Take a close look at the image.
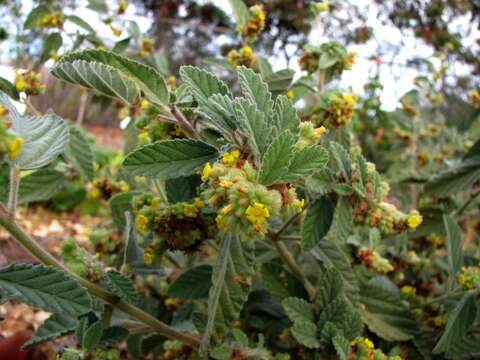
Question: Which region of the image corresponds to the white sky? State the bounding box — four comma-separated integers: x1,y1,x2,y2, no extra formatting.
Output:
2,0,477,111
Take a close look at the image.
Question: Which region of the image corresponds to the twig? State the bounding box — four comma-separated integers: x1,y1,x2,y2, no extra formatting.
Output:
7,165,21,221
171,105,200,139
457,189,480,216
0,211,201,348
272,241,316,299
24,97,42,116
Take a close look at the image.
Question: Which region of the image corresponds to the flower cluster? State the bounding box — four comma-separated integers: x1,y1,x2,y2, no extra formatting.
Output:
227,46,257,68
14,70,46,96
134,194,216,255
314,91,358,128
357,247,394,274
134,100,184,143
296,121,327,150
458,266,480,289
39,11,64,28
0,107,24,161
349,337,403,360
87,178,130,201
139,37,155,58
347,159,422,234
299,41,355,77
88,227,123,266
201,150,304,237
240,5,266,41
61,238,102,282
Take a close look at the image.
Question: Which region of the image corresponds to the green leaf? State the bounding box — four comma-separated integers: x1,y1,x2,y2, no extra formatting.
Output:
100,326,130,347
264,69,295,94
237,66,273,117
314,268,344,310
104,270,138,304
57,49,169,106
38,32,62,64
228,0,250,28
312,240,359,306
425,158,480,196
24,4,53,29
122,139,218,179
180,66,229,105
0,78,20,100
359,279,418,342
445,331,480,358
51,59,139,104
332,335,350,360
23,313,77,349
82,320,104,351
65,124,94,180
0,264,91,317
291,321,320,349
258,131,295,185
433,293,477,354
167,265,213,300
18,169,66,204
330,197,353,243
0,94,70,170
282,297,315,324
66,15,95,33
166,175,202,203
443,215,464,279
355,153,369,188
302,197,335,251
272,95,299,136
234,98,270,161
330,142,352,181
283,146,329,182
196,93,236,134
201,234,254,351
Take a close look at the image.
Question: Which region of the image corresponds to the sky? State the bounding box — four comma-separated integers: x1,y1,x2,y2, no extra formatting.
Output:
1,0,476,111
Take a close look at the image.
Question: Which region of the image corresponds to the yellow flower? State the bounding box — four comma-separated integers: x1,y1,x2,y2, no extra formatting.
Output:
144,251,153,265
241,46,253,56
294,198,304,213
138,129,149,142
363,338,374,350
407,211,422,230
201,162,211,181
287,90,295,99
120,182,130,192
222,150,240,166
89,187,102,200
245,202,270,225
458,273,467,286
220,179,233,189
151,198,160,209
315,125,327,137
140,99,149,109
110,25,122,37
15,79,26,91
216,215,229,231
184,203,199,218
193,197,204,209
7,137,24,160
401,285,416,296
135,214,149,232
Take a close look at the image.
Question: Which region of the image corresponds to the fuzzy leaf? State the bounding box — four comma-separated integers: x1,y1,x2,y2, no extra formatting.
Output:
122,139,218,179
291,321,320,349
282,297,315,324
330,142,352,181
23,313,77,349
0,78,20,100
200,234,254,351
104,270,138,304
314,268,344,310
65,124,94,180
51,60,139,104
237,66,273,117
264,69,295,93
359,279,418,342
433,293,477,354
228,0,250,28
0,264,91,317
284,146,329,182
17,169,66,204
258,131,296,185
272,95,299,136
54,49,169,106
196,94,237,134
332,335,350,360
443,215,464,280
180,66,229,105
82,321,104,351
100,326,130,347
302,197,335,251
330,197,353,243
167,265,213,300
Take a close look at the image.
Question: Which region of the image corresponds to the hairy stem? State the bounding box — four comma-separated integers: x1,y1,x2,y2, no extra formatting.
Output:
7,165,21,220
0,209,201,348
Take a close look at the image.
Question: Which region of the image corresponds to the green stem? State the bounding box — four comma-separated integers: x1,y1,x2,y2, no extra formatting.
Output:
0,208,201,348
8,165,21,220
272,241,316,299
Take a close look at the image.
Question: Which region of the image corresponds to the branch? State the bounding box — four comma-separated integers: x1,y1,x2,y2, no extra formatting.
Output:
0,211,201,348
7,165,21,220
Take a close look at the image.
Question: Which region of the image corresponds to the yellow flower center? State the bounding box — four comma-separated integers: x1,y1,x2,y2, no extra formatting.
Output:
7,137,24,160
245,202,270,225
222,150,240,166
201,162,211,181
